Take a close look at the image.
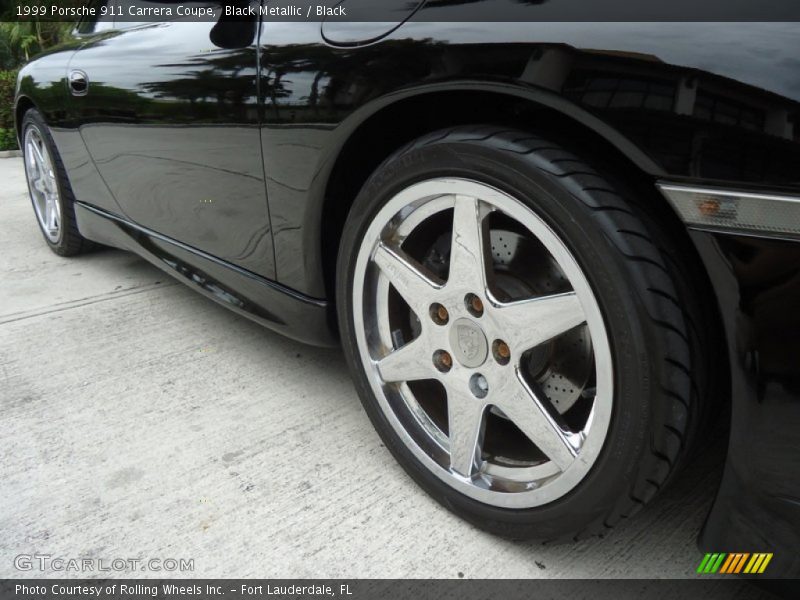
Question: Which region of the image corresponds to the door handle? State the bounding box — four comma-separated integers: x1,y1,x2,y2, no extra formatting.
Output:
68,70,89,96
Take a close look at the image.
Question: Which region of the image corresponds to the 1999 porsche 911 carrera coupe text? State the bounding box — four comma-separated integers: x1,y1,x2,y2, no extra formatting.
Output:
14,0,800,576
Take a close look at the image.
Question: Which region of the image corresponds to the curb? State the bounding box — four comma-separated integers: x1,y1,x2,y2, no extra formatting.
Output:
0,150,22,158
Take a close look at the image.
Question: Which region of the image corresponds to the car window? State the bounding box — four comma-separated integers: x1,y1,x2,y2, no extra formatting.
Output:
77,0,197,34
76,0,118,34
116,1,229,30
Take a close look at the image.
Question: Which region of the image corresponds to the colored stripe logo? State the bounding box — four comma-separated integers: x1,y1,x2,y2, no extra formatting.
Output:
697,553,773,574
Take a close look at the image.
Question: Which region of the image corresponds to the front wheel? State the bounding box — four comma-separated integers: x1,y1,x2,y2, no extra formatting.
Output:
21,108,92,256
336,126,704,540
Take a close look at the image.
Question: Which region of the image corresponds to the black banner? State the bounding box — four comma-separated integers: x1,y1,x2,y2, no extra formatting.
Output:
1,579,796,600
2,0,800,23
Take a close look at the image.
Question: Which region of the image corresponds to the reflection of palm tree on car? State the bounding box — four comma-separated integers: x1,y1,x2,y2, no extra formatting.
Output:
139,50,257,121
260,39,446,122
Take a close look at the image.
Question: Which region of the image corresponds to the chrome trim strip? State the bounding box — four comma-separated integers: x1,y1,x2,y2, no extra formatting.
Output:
659,184,800,206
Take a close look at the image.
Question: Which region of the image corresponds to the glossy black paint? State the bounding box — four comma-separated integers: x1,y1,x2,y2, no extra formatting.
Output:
72,14,273,279
13,1,800,572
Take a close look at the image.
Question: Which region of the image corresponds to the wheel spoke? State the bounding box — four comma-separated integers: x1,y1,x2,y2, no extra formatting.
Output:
48,197,59,231
29,138,48,173
43,172,56,193
447,388,486,478
376,336,433,383
496,375,576,471
44,199,56,232
494,291,585,354
373,243,441,317
26,142,39,178
448,195,490,291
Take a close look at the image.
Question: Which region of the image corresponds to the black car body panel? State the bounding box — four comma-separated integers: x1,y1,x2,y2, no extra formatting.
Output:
14,0,800,575
68,23,274,278
692,231,800,578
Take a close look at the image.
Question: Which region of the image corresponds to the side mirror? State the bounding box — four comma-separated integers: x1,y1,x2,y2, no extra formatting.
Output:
209,1,257,49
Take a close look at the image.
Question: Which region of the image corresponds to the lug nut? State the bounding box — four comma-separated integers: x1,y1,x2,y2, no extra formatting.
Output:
433,349,453,373
465,293,484,318
492,339,511,365
469,373,489,398
430,303,449,325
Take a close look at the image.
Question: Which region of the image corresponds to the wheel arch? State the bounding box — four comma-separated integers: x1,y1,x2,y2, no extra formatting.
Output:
14,95,36,147
318,83,665,299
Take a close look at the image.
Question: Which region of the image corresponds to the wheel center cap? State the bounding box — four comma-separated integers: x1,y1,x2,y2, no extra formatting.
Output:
449,318,488,368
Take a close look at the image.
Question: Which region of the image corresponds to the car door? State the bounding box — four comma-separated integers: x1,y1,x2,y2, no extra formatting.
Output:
69,0,274,278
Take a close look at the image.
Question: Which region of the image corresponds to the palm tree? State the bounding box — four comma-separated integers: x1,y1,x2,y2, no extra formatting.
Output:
0,5,75,66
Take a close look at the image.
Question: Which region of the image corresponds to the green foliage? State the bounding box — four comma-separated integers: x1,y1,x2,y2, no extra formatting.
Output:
0,68,19,150
0,1,82,68
0,0,81,150
0,20,75,68
0,127,17,151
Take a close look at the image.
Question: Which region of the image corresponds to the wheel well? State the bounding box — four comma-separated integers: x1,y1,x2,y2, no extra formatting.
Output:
321,90,660,300
15,96,35,144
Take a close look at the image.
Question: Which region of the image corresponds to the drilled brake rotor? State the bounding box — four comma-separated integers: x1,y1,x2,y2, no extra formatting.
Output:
490,229,593,414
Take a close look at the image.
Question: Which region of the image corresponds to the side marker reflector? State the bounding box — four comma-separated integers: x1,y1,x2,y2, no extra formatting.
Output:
658,183,800,239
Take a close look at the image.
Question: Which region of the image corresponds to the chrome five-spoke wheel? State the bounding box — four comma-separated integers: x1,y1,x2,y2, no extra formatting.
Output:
24,125,62,244
352,178,612,508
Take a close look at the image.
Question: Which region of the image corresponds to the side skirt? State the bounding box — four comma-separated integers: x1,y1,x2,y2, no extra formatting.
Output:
74,202,339,347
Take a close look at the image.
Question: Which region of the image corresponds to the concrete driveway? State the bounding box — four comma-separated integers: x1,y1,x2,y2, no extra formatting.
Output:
1,156,729,580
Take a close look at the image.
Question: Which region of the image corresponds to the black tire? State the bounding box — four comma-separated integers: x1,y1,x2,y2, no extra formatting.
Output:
336,125,708,540
21,108,92,256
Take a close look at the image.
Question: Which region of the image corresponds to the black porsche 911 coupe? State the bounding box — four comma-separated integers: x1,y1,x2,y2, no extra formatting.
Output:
13,0,800,576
